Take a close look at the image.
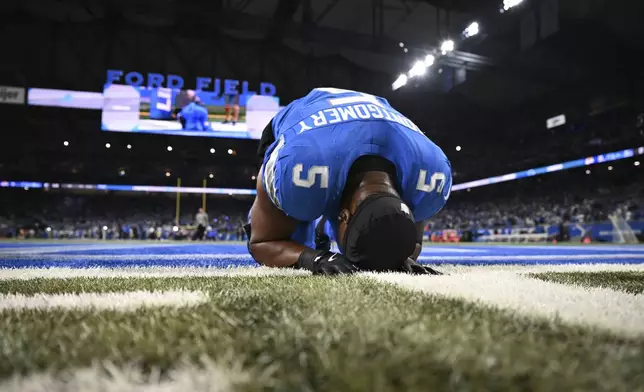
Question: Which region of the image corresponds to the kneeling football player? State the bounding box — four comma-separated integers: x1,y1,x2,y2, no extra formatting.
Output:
245,88,451,275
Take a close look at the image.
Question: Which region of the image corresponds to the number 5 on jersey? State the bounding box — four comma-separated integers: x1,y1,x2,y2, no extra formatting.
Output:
293,164,330,188
417,170,451,200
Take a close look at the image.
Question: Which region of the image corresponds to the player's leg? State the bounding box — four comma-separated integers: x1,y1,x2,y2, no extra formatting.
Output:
223,94,232,123
232,94,240,125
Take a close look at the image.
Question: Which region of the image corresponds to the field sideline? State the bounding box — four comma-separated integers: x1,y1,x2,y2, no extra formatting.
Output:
1,242,644,391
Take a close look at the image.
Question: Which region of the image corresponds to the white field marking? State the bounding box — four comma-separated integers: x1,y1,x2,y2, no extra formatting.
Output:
427,263,644,277
0,266,310,280
417,253,644,261
0,290,209,311
0,242,212,255
0,358,249,392
420,247,485,253
366,265,644,337
6,252,644,263
489,245,644,252
2,253,254,261
434,263,644,275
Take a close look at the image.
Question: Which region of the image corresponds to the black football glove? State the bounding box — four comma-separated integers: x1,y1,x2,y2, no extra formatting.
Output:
399,258,443,275
315,231,331,252
298,249,359,276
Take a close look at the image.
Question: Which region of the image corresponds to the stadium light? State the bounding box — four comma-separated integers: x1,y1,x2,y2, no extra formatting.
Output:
440,40,455,54
463,22,480,38
165,171,171,177
392,74,408,90
456,145,462,151
608,166,614,171
227,149,234,155
63,141,69,147
403,48,408,53
167,146,173,152
399,42,404,48
209,173,214,179
408,61,427,78
424,54,435,67
210,148,216,154
586,169,591,175
503,0,524,11
105,143,111,149
119,170,126,176
127,144,132,149
635,161,641,167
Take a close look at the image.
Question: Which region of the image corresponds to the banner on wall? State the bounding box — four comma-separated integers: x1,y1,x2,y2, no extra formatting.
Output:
28,88,104,109
0,86,25,105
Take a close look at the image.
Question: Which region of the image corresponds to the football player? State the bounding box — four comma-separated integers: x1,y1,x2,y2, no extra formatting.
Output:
246,88,451,275
223,93,240,125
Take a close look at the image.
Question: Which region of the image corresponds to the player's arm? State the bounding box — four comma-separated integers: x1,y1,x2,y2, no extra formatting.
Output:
247,168,305,267
248,168,357,274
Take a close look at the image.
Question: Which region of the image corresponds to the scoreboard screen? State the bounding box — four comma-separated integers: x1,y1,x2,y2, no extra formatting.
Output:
101,85,280,139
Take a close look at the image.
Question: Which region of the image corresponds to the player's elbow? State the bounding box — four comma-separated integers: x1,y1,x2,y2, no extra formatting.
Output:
248,241,277,267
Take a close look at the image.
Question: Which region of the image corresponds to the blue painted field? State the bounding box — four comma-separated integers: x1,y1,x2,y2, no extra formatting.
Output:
1,241,643,269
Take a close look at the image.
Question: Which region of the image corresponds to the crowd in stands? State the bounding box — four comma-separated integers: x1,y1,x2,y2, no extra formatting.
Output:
430,182,643,232
0,191,252,240
1,173,643,241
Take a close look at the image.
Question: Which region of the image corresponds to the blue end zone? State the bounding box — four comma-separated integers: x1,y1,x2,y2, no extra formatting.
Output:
0,243,89,249
0,242,643,269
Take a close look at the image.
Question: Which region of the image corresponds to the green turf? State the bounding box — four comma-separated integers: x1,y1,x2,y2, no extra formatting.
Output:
1,276,644,391
531,271,644,295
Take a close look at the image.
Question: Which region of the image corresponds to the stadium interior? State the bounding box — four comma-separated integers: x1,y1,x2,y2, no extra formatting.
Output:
1,0,644,391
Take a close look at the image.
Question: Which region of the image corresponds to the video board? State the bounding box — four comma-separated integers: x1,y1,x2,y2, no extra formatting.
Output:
101,85,280,139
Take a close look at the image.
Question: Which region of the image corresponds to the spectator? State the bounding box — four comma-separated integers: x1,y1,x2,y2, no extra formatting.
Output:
193,208,209,241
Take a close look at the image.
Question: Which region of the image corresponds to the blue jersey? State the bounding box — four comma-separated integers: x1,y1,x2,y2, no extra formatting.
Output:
262,87,452,227
180,102,209,131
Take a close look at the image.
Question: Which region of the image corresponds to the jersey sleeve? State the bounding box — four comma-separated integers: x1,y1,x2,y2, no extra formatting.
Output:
411,155,453,222
262,136,328,222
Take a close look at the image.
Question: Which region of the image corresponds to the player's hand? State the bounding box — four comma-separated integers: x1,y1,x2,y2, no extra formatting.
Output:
400,258,443,275
315,232,331,252
311,251,359,276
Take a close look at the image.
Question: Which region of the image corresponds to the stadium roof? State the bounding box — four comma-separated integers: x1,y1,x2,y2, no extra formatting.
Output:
4,0,644,114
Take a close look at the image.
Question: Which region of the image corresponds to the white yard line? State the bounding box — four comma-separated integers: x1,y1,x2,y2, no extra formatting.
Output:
436,263,644,274
0,290,209,311
0,266,309,280
420,247,486,253
489,245,644,252
2,263,644,282
1,253,254,261
417,253,644,261
367,265,644,337
3,252,643,262
0,359,248,392
0,242,226,255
